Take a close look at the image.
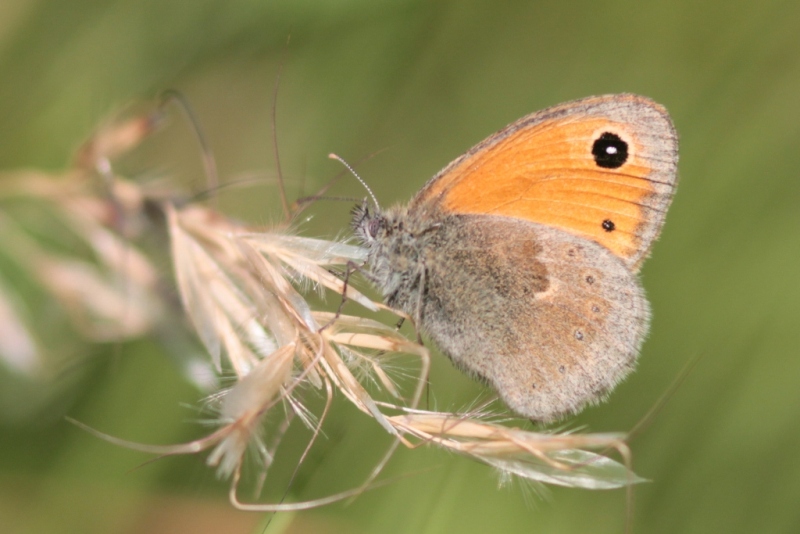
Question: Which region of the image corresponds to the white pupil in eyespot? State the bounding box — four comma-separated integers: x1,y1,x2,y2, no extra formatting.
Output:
606,146,618,154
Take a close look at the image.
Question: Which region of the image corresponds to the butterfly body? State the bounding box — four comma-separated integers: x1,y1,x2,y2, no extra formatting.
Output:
353,94,677,422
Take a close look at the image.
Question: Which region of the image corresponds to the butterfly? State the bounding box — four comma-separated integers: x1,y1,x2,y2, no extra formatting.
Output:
353,94,678,422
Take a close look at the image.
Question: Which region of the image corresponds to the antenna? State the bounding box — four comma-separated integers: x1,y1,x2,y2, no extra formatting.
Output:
328,153,379,209
159,90,220,208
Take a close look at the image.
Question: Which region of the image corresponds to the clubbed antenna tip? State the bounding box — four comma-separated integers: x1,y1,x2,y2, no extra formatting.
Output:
328,153,380,210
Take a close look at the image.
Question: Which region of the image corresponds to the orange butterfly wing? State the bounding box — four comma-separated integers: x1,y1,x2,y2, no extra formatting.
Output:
410,94,678,270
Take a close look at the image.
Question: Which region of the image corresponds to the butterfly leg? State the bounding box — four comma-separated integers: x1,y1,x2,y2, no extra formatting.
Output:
318,259,365,333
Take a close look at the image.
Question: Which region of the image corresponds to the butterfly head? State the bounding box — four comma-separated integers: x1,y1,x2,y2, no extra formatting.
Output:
351,199,384,246
352,199,432,307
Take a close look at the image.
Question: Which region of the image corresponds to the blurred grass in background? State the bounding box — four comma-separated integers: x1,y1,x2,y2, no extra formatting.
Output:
1,1,799,533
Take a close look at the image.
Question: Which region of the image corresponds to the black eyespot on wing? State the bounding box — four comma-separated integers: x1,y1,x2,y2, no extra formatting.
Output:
602,219,615,232
592,132,628,169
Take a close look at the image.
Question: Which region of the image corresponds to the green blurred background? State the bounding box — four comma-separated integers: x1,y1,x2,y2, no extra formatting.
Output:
2,1,800,533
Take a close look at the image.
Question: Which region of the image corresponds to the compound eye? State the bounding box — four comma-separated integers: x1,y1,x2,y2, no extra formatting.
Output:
368,218,381,238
